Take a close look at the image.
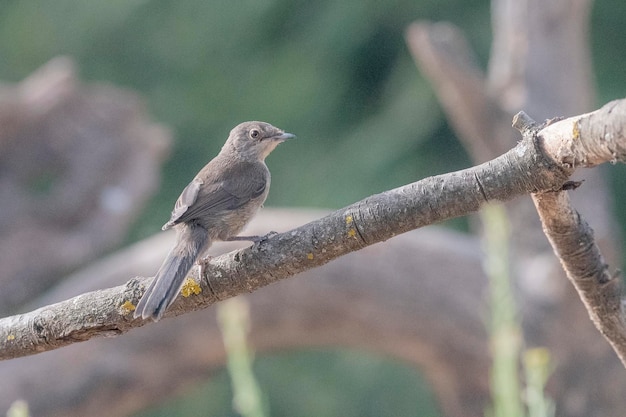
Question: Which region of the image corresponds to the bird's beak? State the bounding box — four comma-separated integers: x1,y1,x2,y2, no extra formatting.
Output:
273,132,296,142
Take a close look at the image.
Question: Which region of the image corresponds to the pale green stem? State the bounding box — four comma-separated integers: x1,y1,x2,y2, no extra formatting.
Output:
217,297,267,417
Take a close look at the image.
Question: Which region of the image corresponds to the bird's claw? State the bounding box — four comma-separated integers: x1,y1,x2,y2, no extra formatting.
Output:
198,254,213,265
254,231,278,244
263,230,279,241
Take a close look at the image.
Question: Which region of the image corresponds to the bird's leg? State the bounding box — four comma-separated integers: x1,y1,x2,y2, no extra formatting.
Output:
196,254,214,290
198,254,213,278
226,231,278,243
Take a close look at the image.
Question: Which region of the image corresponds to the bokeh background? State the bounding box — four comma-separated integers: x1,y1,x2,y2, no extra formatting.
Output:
1,0,626,416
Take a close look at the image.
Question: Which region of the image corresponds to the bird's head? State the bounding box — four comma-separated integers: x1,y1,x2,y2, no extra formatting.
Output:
223,121,295,161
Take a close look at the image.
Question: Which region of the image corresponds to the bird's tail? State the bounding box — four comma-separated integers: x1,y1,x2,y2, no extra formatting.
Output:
134,224,209,321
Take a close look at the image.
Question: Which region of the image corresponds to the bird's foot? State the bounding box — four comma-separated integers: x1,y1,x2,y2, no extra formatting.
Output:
198,255,213,276
253,231,278,243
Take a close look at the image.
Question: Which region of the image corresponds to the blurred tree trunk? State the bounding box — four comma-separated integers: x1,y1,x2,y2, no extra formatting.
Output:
0,57,170,315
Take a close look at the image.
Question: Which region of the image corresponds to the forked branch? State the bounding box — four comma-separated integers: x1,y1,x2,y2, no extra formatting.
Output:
1,99,625,362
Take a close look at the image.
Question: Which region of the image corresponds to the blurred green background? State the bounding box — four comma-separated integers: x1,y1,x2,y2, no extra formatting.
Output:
1,0,625,415
134,350,440,417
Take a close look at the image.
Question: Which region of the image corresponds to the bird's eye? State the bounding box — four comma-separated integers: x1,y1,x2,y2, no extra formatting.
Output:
249,129,261,140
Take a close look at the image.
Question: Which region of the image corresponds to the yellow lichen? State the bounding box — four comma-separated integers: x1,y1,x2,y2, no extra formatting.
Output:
345,215,353,225
120,300,136,314
572,120,581,140
181,277,202,297
7,334,15,341
347,228,356,238
307,252,314,260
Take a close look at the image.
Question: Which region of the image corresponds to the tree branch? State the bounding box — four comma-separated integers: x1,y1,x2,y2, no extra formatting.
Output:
512,103,626,366
532,190,626,366
0,217,490,417
1,99,625,361
407,2,622,415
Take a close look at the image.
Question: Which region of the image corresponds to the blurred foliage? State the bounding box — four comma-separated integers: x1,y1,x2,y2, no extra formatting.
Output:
0,0,490,240
0,0,625,237
217,298,267,417
482,205,523,417
482,205,554,417
1,0,626,416
133,349,440,417
6,400,30,417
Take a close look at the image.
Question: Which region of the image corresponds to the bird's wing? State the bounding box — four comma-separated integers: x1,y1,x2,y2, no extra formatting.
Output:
162,177,203,230
161,177,202,229
162,164,267,230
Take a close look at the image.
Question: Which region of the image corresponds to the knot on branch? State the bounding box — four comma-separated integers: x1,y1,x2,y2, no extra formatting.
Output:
512,111,539,136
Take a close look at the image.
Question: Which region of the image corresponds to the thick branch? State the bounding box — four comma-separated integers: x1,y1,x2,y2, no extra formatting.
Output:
539,100,626,168
1,99,625,360
513,103,626,366
408,3,622,416
0,218,490,417
532,191,626,366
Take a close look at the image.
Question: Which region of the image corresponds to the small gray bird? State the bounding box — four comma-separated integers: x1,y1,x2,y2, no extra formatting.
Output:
134,121,295,321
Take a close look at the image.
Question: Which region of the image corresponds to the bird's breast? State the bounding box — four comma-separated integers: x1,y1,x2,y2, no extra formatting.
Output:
209,188,269,241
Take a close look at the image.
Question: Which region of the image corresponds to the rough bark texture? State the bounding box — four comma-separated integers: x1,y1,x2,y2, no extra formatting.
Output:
514,108,626,366
533,191,626,366
539,100,626,167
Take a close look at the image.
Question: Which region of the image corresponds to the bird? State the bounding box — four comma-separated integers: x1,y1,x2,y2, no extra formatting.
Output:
134,121,295,321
